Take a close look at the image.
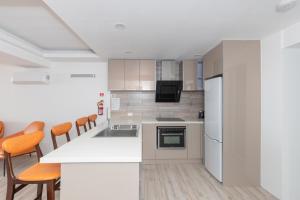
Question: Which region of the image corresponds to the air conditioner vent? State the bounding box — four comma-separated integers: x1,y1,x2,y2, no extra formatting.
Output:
70,74,96,78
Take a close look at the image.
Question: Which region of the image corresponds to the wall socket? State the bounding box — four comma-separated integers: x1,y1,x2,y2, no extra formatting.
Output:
127,112,133,116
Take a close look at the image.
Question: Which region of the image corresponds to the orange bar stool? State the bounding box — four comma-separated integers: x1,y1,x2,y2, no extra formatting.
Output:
88,114,97,129
51,122,72,150
0,121,45,176
75,117,88,136
2,131,60,200
0,121,4,138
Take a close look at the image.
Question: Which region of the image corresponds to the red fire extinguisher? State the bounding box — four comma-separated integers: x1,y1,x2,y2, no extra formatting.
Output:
97,92,104,115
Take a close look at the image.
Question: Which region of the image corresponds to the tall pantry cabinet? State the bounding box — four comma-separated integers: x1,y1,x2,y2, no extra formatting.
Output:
203,40,261,186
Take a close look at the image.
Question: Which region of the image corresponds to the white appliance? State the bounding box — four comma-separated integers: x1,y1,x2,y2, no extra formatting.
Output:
11,70,50,85
204,76,223,182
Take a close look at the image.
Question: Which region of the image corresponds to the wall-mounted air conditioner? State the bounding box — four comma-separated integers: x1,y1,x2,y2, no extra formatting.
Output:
11,70,50,85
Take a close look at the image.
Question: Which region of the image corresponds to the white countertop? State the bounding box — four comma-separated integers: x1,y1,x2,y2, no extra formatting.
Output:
40,122,142,163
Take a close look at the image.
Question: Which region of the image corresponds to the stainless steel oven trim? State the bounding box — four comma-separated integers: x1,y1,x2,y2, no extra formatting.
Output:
160,133,184,136
157,126,186,149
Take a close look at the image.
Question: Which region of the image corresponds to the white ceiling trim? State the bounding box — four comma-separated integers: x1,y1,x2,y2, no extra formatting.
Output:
0,28,43,57
0,27,101,66
0,29,50,67
43,50,105,62
0,39,50,67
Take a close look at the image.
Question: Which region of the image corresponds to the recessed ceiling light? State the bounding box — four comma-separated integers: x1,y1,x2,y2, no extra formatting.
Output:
124,51,133,54
194,54,202,57
115,23,126,30
276,0,297,13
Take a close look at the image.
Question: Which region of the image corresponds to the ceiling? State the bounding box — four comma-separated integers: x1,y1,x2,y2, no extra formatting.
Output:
1,0,300,60
42,0,300,60
0,0,89,51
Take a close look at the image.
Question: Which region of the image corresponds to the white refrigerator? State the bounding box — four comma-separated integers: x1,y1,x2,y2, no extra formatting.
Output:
204,77,223,182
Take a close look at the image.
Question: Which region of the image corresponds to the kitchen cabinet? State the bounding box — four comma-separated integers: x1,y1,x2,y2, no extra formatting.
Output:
108,59,156,91
203,53,213,79
187,124,202,160
222,40,261,186
203,40,261,186
142,122,203,161
182,60,203,91
213,43,223,75
155,149,188,160
125,60,140,90
108,60,125,90
203,43,223,79
154,123,187,160
139,60,156,90
142,124,156,160
182,60,198,91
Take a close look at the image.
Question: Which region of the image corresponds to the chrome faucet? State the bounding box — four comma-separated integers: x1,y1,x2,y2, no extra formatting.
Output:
107,107,111,129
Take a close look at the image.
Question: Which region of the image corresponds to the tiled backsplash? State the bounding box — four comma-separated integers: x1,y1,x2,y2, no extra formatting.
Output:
111,91,204,120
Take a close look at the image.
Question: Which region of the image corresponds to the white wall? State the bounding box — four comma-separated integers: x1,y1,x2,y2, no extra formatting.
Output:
261,21,300,200
282,23,300,48
0,61,108,154
282,48,300,200
261,32,283,199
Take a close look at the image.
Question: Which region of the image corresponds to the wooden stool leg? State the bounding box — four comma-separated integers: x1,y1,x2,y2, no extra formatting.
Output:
3,159,5,176
47,181,55,200
37,183,43,200
6,182,15,200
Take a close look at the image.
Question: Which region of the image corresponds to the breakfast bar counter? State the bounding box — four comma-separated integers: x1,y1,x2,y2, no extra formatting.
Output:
41,122,142,200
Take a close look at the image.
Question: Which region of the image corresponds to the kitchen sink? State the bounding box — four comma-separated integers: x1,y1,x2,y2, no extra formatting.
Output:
93,128,138,137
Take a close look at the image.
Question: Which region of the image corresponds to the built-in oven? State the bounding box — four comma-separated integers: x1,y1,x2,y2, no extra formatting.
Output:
157,126,186,149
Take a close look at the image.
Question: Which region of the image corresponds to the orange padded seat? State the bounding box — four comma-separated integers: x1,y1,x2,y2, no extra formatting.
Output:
17,163,60,181
2,130,60,200
0,121,45,176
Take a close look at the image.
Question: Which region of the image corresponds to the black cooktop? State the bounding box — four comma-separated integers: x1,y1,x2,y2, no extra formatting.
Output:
156,117,185,122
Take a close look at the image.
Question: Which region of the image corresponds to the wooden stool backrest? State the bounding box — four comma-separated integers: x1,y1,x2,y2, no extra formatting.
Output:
75,117,88,136
88,114,97,129
51,122,72,149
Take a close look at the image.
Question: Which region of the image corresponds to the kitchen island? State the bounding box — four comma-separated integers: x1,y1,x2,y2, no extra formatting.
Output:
41,122,142,200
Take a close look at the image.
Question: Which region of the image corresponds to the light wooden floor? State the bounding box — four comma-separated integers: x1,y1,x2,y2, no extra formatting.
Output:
0,156,277,200
141,163,277,200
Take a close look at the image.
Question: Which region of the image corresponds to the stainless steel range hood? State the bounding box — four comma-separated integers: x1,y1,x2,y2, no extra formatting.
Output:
156,60,182,81
155,60,183,102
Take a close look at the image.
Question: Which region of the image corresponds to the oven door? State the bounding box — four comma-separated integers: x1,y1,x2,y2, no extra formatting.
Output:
157,126,186,149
